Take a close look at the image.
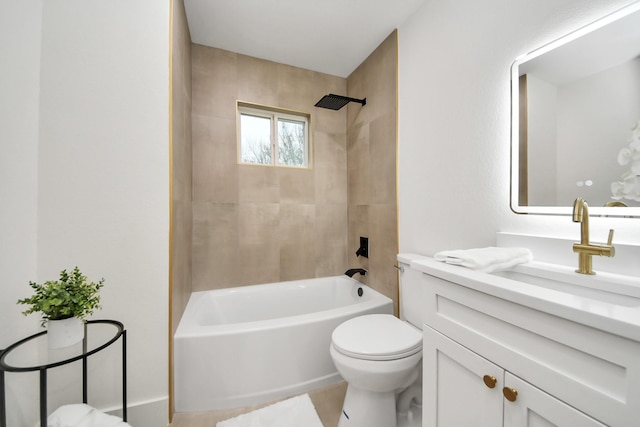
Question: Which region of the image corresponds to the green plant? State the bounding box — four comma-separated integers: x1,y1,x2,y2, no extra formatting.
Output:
17,267,105,326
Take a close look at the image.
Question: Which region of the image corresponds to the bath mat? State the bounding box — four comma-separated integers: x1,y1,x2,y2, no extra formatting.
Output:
216,394,324,427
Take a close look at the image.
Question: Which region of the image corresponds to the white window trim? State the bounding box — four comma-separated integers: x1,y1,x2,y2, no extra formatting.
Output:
237,103,311,168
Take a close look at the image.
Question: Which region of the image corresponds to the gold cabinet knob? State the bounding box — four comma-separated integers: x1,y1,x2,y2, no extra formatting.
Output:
503,387,518,402
483,375,497,389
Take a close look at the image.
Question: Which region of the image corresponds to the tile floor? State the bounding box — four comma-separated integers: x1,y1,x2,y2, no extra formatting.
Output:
169,382,347,427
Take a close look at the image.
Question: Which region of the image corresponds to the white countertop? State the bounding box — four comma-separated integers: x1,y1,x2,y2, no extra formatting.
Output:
411,257,640,342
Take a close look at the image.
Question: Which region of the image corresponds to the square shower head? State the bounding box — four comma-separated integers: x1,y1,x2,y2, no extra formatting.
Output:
314,94,366,110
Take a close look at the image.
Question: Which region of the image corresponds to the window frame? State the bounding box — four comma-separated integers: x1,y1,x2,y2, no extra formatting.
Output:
237,102,311,169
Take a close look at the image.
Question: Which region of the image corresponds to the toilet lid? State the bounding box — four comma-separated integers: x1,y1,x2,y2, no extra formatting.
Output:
331,314,422,361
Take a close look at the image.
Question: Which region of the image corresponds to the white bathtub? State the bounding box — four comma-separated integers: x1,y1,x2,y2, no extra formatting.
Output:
173,275,393,412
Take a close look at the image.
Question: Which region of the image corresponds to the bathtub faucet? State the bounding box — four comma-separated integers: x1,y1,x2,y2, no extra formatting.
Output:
345,268,367,278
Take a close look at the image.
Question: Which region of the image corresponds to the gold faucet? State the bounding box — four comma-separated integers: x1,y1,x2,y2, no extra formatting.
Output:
572,198,615,275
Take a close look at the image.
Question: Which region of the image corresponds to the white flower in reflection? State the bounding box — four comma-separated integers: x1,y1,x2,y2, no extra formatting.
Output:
618,147,632,165
611,119,640,202
611,181,625,199
611,172,640,201
632,120,640,143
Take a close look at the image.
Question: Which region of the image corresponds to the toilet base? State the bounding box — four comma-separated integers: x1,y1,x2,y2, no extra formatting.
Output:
338,384,397,427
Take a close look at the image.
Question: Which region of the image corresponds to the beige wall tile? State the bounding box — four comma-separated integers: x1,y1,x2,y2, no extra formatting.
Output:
279,203,316,281
192,44,237,120
314,132,347,204
237,242,281,286
370,113,397,204
238,202,280,245
192,114,238,203
279,167,315,204
365,33,397,122
315,204,348,277
278,64,316,111
238,165,280,203
315,149,343,208
192,202,240,290
315,163,347,205
171,200,192,333
369,203,399,312
172,91,193,202
312,105,347,137
236,202,281,284
314,129,347,163
347,123,371,205
237,54,278,106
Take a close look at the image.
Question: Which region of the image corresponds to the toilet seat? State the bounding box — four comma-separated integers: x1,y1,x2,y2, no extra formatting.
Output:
332,314,422,361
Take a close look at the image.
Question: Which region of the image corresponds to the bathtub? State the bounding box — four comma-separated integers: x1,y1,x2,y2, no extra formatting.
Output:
173,275,393,412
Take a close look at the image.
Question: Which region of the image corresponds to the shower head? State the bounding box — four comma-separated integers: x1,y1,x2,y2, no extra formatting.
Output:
314,94,366,110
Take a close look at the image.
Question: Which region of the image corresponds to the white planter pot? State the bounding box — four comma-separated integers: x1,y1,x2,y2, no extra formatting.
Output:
47,317,85,349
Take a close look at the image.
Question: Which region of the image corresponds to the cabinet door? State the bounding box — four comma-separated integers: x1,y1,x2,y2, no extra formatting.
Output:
503,373,607,427
423,326,503,427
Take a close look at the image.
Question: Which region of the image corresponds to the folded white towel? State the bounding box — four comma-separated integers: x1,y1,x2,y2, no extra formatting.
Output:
47,403,130,427
434,247,533,273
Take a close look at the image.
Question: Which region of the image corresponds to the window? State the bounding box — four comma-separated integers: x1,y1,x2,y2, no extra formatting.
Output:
238,103,310,168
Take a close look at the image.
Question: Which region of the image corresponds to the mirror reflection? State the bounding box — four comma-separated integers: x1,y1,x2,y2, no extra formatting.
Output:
511,3,640,216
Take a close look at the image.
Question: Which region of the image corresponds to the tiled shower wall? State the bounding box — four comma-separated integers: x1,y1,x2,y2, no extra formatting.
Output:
189,32,398,311
191,45,349,290
171,0,192,333
347,31,399,313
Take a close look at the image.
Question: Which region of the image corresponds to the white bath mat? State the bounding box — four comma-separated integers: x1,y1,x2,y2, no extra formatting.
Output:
216,394,324,427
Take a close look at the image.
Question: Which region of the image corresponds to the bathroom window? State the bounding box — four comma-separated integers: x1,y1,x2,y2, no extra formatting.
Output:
237,103,310,168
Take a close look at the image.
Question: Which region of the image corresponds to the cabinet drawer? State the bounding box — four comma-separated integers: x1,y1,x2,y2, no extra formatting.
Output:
423,272,640,427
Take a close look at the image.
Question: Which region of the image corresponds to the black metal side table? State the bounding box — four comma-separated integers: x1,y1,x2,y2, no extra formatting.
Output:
0,319,127,427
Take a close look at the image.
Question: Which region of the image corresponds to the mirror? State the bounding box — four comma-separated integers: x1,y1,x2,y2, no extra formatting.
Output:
511,2,640,217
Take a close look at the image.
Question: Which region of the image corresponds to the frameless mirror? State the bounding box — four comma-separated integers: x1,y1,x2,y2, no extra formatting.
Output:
511,2,640,217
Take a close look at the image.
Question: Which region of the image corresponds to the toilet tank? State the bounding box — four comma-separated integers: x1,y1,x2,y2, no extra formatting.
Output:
397,253,429,329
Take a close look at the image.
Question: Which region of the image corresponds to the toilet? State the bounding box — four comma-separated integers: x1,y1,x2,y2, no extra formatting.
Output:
330,254,427,427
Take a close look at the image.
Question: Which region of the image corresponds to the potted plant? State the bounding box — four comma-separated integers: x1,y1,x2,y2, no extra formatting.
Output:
17,267,105,348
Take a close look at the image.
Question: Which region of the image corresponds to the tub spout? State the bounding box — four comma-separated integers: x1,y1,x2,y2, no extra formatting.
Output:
345,268,367,278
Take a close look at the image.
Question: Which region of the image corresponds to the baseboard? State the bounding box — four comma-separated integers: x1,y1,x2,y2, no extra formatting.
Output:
106,396,169,426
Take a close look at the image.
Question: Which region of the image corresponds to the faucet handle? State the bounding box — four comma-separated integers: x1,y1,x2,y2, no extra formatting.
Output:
607,229,615,246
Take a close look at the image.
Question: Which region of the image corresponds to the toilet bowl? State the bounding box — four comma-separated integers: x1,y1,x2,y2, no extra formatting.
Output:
330,313,422,427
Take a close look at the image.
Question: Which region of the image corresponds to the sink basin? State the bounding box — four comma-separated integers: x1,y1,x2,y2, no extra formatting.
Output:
491,261,640,305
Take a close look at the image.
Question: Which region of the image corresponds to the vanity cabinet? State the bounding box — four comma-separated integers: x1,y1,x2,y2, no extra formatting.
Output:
419,269,640,427
424,326,605,427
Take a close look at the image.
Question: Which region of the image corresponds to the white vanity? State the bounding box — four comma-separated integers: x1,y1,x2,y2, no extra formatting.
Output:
411,256,640,427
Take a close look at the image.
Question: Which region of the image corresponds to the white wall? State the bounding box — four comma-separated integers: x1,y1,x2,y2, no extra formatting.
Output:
0,1,43,425
1,1,170,426
398,0,640,258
